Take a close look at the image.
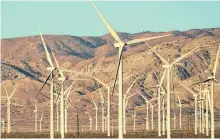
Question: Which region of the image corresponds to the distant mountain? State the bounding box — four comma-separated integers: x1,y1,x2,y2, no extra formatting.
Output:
1,28,220,124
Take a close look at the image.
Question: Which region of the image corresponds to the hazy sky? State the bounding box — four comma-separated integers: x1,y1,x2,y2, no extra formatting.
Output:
1,1,220,38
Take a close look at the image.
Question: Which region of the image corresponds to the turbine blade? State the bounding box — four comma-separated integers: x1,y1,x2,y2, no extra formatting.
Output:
35,72,52,99
160,69,167,85
126,91,139,99
58,68,86,75
124,78,137,97
138,92,148,102
69,77,90,81
98,86,104,102
91,97,97,108
179,82,196,96
110,49,125,98
172,46,200,65
4,87,9,98
88,75,107,87
153,71,160,84
90,0,122,44
213,44,220,77
65,81,75,99
39,30,54,67
51,49,64,78
177,93,181,104
10,84,19,99
147,44,169,65
126,34,172,45
145,86,158,89
190,79,211,86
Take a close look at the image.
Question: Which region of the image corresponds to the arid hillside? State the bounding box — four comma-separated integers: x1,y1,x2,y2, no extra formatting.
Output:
1,28,220,127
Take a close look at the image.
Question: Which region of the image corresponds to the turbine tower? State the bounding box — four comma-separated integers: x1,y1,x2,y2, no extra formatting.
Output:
90,1,171,138
148,44,200,138
91,97,98,131
2,85,19,133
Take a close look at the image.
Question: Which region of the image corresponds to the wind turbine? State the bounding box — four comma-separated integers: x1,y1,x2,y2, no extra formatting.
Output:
114,89,139,134
120,77,138,134
63,82,75,134
150,103,158,130
54,87,60,132
91,97,98,131
85,69,134,136
90,1,172,138
86,112,93,132
33,102,38,132
97,87,105,132
138,92,152,131
37,31,56,139
104,116,107,131
191,44,220,139
1,120,5,133
148,44,200,138
153,70,166,136
162,93,166,135
38,113,43,132
132,112,136,131
2,85,19,133
179,82,203,135
172,113,176,130
176,93,182,129
37,31,84,138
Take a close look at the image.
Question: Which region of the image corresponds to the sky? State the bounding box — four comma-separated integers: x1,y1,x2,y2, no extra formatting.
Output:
1,1,220,38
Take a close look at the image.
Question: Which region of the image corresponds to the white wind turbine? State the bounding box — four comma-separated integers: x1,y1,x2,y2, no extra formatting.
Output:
33,102,38,132
37,31,57,139
179,82,202,135
104,116,107,131
150,103,158,130
54,87,60,132
1,120,5,133
114,88,139,134
91,97,98,131
37,31,85,138
132,112,136,132
153,70,166,136
148,44,200,138
97,87,105,132
162,93,166,135
202,83,211,136
38,113,43,132
63,82,75,133
191,44,220,139
90,1,172,138
172,113,176,130
138,92,153,131
85,68,134,136
86,112,93,132
123,91,139,134
2,85,19,133
176,93,182,129
122,78,138,134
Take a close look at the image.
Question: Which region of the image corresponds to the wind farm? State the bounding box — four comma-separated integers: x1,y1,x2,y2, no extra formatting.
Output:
1,1,220,139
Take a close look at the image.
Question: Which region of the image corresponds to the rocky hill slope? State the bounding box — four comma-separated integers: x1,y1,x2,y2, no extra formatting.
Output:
1,28,220,125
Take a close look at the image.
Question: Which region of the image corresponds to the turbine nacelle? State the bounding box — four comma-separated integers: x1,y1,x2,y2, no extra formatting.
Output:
208,76,215,80
58,77,66,81
47,67,55,71
162,65,172,68
114,42,125,48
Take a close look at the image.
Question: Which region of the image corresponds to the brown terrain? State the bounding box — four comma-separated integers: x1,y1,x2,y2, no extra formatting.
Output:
1,28,220,132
